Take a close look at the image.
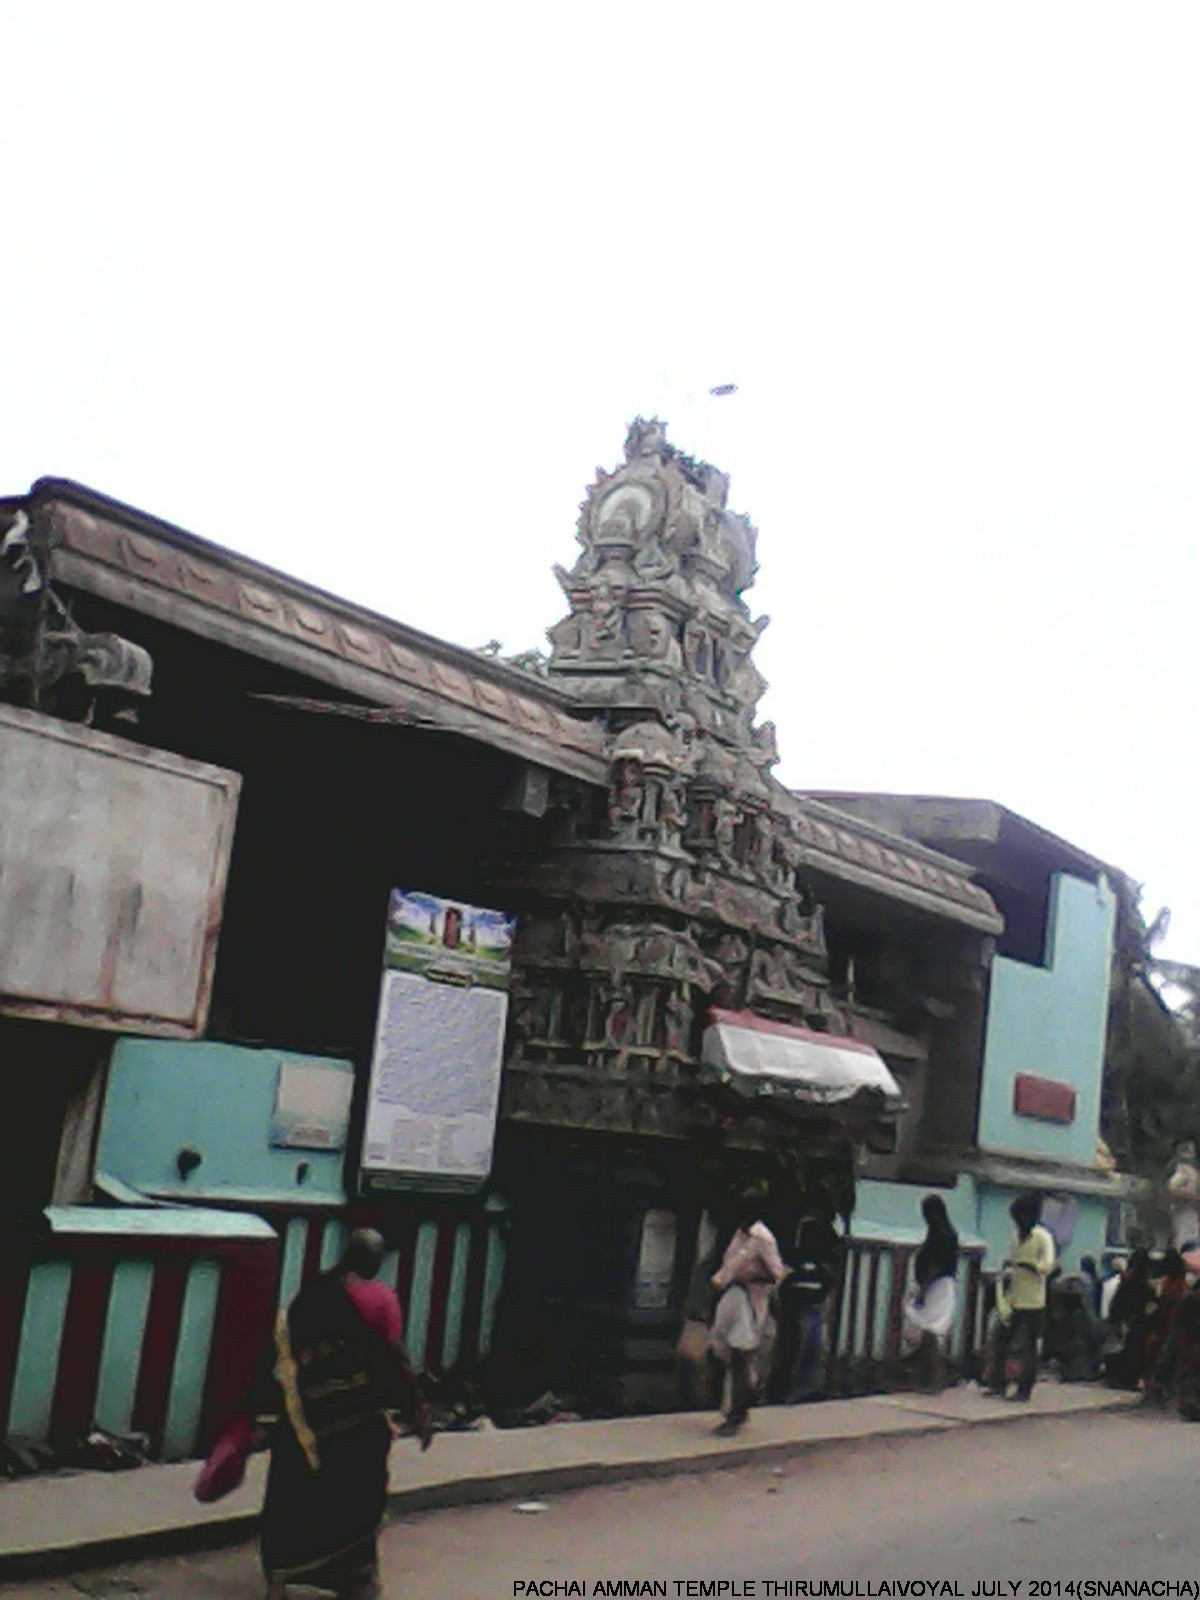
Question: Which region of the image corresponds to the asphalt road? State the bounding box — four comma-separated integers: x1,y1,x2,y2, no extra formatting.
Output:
7,1409,1198,1599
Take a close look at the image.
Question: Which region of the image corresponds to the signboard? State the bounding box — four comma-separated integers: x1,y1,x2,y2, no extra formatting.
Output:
633,1209,677,1311
0,704,240,1037
1013,1072,1077,1125
270,1059,354,1151
361,890,516,1192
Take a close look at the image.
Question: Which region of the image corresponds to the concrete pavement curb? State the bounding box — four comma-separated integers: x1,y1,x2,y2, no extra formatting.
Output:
0,1391,1141,1585
379,1391,1142,1515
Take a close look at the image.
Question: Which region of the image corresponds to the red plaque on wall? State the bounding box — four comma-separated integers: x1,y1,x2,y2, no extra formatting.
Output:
1013,1073,1076,1124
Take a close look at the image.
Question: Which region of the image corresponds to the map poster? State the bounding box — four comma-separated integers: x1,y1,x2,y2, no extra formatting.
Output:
361,890,516,1192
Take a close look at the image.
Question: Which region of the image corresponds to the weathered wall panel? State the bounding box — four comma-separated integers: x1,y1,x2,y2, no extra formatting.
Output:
0,705,240,1037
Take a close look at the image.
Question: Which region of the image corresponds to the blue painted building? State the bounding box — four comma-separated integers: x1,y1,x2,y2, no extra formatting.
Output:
810,796,1133,1273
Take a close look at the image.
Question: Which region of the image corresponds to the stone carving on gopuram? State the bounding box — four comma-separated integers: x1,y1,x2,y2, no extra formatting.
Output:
499,419,839,1144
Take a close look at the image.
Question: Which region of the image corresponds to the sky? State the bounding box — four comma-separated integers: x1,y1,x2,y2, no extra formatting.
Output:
3,3,1199,959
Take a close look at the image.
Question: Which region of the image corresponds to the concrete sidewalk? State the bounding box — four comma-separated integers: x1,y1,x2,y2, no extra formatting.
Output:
0,1383,1137,1582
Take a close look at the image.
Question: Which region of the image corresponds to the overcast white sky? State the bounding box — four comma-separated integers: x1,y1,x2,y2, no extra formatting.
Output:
3,3,1199,958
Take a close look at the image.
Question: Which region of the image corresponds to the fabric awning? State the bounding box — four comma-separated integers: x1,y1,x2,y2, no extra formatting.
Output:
700,1008,905,1118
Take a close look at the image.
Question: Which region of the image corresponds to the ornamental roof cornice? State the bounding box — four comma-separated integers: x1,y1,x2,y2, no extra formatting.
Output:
6,473,1000,934
19,477,607,786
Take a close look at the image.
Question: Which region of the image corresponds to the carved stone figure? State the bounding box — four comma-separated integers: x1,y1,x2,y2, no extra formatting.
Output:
624,416,667,461
663,989,692,1056
1167,1140,1200,1250
681,685,717,731
779,899,826,955
685,792,715,850
626,608,678,663
712,797,737,863
579,907,605,966
632,527,676,582
608,757,644,834
667,862,693,906
750,721,780,770
727,654,765,715
682,617,709,678
547,612,583,659
709,933,750,1008
752,943,807,1000
587,577,625,659
769,824,800,896
604,981,634,1056
658,776,687,840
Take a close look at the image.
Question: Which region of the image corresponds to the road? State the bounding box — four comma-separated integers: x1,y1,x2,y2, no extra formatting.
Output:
7,1409,1198,1598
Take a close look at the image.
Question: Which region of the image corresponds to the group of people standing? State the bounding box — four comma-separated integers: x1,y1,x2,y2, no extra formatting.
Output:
908,1190,1068,1401
1098,1244,1200,1414
900,1190,1059,1402
699,1186,1063,1431
902,1183,1200,1415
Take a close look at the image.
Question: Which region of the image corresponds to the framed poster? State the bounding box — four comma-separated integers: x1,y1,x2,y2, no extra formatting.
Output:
361,890,516,1192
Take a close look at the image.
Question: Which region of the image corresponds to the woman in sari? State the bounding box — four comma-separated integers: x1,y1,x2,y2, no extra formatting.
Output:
1104,1247,1152,1390
260,1229,432,1600
1175,1277,1200,1420
1143,1249,1188,1404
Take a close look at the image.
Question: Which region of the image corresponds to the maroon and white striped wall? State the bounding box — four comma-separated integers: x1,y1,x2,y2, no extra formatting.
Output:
0,1209,277,1463
0,1200,508,1464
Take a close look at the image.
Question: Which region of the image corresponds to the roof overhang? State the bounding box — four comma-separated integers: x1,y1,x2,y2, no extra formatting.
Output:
20,479,608,787
918,1143,1143,1200
806,791,1134,903
701,1008,906,1120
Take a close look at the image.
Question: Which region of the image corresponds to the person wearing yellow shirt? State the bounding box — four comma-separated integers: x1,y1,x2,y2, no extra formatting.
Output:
985,1192,1056,1401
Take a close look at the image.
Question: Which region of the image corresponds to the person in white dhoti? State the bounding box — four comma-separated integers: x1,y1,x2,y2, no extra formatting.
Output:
708,1191,787,1436
902,1194,960,1390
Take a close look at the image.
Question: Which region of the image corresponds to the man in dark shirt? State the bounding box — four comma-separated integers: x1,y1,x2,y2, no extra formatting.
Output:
777,1213,843,1403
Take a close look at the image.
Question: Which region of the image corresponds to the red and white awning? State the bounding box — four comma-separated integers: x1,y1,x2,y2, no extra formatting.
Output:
700,1008,905,1117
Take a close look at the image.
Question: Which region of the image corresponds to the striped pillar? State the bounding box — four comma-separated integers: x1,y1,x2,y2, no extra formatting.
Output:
404,1222,439,1372
7,1262,71,1443
162,1261,221,1459
440,1223,472,1372
93,1261,154,1437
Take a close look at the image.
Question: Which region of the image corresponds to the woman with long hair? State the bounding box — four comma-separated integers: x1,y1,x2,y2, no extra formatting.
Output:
1105,1247,1153,1390
1143,1249,1189,1404
902,1194,960,1391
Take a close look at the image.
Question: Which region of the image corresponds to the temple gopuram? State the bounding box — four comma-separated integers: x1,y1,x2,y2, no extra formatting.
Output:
487,421,1001,1406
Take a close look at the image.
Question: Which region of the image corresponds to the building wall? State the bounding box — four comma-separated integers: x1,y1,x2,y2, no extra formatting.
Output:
977,872,1115,1166
853,1174,980,1246
95,1040,351,1208
855,1172,1110,1274
90,1039,508,1386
